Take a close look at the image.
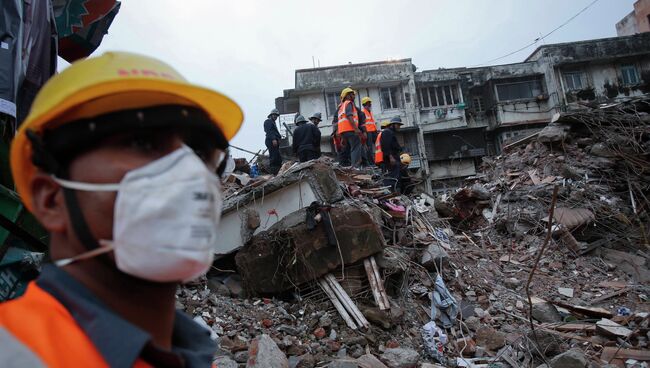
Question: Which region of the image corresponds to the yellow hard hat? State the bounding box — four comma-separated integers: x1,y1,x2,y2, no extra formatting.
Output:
11,51,244,212
361,97,372,105
400,153,412,165
340,87,355,100
380,120,391,128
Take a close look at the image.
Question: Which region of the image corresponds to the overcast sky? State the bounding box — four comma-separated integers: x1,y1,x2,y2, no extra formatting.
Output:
85,0,636,158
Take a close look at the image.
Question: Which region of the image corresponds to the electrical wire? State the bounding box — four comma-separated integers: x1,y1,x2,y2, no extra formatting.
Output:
470,0,601,67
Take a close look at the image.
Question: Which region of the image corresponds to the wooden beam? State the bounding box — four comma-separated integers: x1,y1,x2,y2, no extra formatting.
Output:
364,259,388,310
370,256,390,308
600,347,650,364
324,274,370,329
318,278,357,329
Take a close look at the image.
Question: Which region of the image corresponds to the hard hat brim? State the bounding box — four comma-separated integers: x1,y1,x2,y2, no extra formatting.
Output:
11,78,243,212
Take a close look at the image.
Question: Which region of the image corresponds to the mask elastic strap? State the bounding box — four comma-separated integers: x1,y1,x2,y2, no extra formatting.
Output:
54,242,114,267
62,186,102,251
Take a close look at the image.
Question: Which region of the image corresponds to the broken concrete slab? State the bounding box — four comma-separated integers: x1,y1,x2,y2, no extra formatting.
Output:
246,334,289,368
219,162,344,256
235,206,385,294
380,348,419,368
420,242,449,271
602,248,650,283
537,124,569,144
357,354,389,368
596,318,633,338
214,356,238,368
549,348,587,368
474,326,506,351
531,300,562,323
326,359,359,368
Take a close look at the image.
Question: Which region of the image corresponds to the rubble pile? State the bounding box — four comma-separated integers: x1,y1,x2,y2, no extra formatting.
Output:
178,98,649,367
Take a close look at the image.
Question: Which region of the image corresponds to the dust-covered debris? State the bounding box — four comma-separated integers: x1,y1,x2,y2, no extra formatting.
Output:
177,97,650,368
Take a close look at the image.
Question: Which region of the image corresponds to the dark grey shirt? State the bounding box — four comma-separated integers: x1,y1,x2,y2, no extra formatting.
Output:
36,265,215,368
264,118,282,141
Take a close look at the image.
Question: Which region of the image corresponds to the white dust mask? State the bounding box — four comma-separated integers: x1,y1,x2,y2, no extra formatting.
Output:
53,145,223,282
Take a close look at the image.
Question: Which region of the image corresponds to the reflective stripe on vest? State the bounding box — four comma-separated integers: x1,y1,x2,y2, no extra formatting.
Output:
374,131,384,165
337,100,358,134
362,107,377,132
0,282,153,368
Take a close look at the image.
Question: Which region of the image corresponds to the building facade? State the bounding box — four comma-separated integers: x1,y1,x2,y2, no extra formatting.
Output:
616,0,650,36
277,33,650,193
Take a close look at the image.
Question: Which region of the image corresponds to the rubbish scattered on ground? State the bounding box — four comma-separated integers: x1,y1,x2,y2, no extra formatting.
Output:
175,97,650,367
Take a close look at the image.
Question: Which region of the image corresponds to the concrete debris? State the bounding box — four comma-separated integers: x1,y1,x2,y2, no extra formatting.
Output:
172,98,650,368
474,326,506,351
356,353,389,368
537,123,570,144
531,300,563,323
235,206,384,294
548,349,588,368
247,334,289,368
420,242,449,271
380,348,420,368
213,356,238,368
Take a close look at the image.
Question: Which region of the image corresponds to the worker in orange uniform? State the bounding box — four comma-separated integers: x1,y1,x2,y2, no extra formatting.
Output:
0,52,242,367
374,120,391,166
335,87,363,168
361,97,378,164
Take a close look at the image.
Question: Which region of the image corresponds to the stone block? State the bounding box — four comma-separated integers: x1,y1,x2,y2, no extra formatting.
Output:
236,206,384,294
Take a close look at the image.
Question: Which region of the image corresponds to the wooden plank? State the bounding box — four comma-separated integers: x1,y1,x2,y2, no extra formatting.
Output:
324,274,370,329
528,170,541,185
597,281,629,289
324,275,361,325
364,259,388,310
503,132,539,151
551,300,613,318
318,278,357,329
590,288,629,304
370,256,390,308
542,323,596,333
600,347,650,363
596,318,633,338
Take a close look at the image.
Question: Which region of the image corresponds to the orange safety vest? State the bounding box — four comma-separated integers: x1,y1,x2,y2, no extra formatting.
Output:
374,131,384,165
337,100,358,134
0,282,197,368
362,107,377,132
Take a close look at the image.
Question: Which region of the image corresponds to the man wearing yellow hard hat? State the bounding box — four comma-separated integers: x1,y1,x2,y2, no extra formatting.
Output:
0,51,243,366
335,87,363,168
361,97,378,164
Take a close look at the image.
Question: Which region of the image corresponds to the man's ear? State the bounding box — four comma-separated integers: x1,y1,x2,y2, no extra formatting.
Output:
29,172,67,233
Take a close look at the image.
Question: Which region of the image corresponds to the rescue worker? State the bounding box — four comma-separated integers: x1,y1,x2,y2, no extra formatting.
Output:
361,97,378,164
264,108,282,174
374,120,391,167
380,116,404,191
0,51,243,367
309,112,322,126
335,87,363,168
292,114,321,162
399,153,414,195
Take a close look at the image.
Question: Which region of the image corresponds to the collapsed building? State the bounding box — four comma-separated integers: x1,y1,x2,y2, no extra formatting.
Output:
276,33,650,194
179,96,650,367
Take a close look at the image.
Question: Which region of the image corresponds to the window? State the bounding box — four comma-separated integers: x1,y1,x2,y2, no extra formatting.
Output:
621,64,640,85
472,97,484,112
418,85,460,108
564,72,585,90
326,92,339,117
380,87,402,109
496,79,543,101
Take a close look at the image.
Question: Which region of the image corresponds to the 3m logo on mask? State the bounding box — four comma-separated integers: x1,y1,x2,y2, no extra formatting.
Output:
193,192,214,201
